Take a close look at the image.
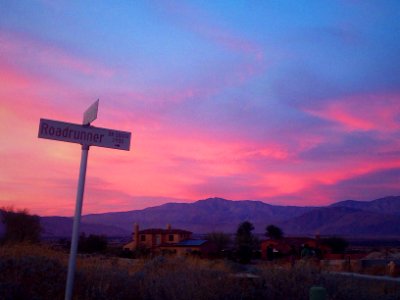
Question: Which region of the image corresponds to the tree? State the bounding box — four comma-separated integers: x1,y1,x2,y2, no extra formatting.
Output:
235,221,256,263
0,207,42,243
205,231,231,252
321,237,348,254
78,233,108,253
265,224,283,240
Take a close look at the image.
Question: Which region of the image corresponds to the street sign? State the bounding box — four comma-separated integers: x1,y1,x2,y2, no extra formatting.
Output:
38,118,131,151
83,99,99,125
38,101,131,300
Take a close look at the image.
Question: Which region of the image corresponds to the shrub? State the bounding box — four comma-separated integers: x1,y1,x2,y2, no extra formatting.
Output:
0,208,42,243
321,237,349,254
0,244,399,300
235,221,257,264
78,233,108,254
0,245,66,299
205,231,231,254
265,224,284,240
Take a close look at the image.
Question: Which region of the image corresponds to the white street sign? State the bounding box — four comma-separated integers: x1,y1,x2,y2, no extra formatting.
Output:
38,118,131,151
38,101,131,300
83,99,99,125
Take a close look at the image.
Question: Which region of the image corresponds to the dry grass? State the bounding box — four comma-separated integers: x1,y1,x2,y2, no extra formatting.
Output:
364,249,400,260
0,244,399,300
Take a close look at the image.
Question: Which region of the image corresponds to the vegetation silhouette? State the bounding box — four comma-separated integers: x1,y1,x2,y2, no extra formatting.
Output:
78,233,108,254
0,244,399,300
205,231,231,254
321,237,349,254
0,207,42,244
265,224,284,240
235,221,257,263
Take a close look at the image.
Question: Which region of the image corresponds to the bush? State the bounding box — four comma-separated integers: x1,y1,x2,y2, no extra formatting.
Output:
0,245,66,299
78,233,108,254
235,221,257,264
0,244,399,300
265,224,284,240
0,208,42,243
205,232,231,253
321,237,349,254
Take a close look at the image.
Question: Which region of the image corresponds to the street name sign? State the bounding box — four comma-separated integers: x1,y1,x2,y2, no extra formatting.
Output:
37,100,131,300
38,118,131,151
83,99,99,125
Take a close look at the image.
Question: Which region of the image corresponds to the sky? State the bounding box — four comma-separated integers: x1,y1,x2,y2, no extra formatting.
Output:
1,1,400,216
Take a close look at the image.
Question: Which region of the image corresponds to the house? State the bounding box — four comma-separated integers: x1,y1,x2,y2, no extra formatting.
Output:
158,239,218,257
123,223,192,251
261,236,327,259
123,224,217,257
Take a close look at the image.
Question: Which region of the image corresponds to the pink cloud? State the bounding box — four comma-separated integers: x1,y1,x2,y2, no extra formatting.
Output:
304,93,400,132
0,30,114,78
0,32,115,125
157,2,264,60
0,61,32,89
2,24,399,216
259,151,400,205
3,85,399,215
76,124,296,206
147,2,267,98
279,167,400,207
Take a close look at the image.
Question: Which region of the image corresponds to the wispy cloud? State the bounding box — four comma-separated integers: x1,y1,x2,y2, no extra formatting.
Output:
304,93,400,132
1,1,400,215
0,30,114,78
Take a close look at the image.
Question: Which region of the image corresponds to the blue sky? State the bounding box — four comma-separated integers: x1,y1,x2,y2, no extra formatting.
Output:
1,1,400,215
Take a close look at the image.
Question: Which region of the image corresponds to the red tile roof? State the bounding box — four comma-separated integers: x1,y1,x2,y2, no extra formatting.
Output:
139,228,192,234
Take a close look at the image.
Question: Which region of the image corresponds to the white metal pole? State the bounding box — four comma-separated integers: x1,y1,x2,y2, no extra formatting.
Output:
65,145,90,300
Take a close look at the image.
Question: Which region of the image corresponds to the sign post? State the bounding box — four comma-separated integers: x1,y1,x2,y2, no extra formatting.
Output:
38,100,131,300
65,144,89,300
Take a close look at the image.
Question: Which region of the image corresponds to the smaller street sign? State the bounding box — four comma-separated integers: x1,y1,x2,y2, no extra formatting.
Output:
38,118,131,151
83,99,99,125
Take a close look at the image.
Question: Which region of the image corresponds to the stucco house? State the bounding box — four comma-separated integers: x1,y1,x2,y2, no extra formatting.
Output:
123,224,217,257
261,236,325,259
123,224,192,251
158,239,217,257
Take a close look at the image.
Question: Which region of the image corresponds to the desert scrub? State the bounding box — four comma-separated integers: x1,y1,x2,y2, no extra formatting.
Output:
0,245,66,299
258,261,400,300
0,245,270,299
0,244,138,300
133,256,263,300
322,273,400,300
259,262,323,299
1,245,399,300
0,242,67,261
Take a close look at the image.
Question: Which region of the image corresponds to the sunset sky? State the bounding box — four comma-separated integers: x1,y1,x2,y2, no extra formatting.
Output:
1,1,400,216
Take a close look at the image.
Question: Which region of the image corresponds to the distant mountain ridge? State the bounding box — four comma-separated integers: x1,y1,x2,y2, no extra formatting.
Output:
330,196,400,215
280,206,400,236
39,196,400,238
40,216,131,237
81,197,312,234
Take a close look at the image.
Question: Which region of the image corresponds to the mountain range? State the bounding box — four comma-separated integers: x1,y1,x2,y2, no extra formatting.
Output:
38,196,400,238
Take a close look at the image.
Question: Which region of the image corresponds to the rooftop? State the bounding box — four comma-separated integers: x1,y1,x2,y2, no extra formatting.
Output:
160,239,208,247
139,228,192,235
176,239,208,246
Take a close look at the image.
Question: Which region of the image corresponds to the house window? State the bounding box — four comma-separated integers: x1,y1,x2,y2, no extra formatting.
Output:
169,234,174,241
140,235,146,241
